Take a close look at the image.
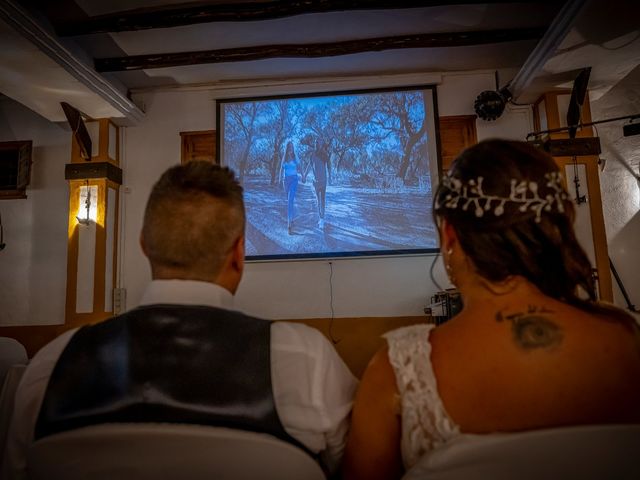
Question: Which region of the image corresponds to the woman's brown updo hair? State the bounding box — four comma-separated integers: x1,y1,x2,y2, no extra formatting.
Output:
434,139,627,320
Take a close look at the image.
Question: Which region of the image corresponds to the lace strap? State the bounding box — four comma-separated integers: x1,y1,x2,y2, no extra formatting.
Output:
384,324,460,468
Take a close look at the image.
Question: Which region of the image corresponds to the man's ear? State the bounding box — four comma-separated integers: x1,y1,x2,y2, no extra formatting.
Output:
232,234,245,274
139,232,148,258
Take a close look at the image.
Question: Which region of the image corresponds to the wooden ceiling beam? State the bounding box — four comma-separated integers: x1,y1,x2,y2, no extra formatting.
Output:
57,0,557,36
94,27,545,72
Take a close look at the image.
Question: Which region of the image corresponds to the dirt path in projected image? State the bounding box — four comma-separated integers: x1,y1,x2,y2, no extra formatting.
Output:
243,176,437,257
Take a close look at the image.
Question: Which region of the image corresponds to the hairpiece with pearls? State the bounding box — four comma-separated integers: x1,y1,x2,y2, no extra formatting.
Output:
436,172,569,222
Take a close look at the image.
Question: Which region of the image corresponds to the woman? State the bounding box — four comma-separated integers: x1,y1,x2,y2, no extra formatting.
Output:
342,139,640,480
280,140,300,234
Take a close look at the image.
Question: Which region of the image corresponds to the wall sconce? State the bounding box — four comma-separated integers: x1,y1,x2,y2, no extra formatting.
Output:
76,182,98,225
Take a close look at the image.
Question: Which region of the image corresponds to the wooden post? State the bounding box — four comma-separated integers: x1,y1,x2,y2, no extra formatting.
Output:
533,91,613,301
64,119,122,325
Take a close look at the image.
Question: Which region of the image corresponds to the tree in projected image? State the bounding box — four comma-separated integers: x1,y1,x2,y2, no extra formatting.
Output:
226,90,430,190
263,100,292,186
372,92,431,185
224,102,265,183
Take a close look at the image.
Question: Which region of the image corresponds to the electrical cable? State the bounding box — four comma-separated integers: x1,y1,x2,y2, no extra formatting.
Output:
429,253,444,291
327,261,340,344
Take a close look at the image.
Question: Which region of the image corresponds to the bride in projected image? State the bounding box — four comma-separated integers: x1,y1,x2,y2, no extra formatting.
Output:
280,140,301,235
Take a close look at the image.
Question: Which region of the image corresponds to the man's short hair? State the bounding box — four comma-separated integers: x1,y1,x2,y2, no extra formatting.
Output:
142,161,245,276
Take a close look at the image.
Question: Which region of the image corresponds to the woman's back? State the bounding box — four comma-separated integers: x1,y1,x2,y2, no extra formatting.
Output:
342,140,640,480
430,284,640,435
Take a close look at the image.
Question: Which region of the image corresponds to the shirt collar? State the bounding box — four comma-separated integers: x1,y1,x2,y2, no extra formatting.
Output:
138,279,234,310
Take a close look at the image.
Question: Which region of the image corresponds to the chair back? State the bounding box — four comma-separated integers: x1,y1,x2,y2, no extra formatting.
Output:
403,424,640,480
0,364,27,472
0,338,27,387
27,423,326,480
0,365,27,472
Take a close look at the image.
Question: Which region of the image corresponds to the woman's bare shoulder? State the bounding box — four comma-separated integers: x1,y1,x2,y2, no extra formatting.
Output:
429,300,640,432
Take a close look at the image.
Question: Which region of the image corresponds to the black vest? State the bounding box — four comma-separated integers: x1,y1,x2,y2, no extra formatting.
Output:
35,305,304,452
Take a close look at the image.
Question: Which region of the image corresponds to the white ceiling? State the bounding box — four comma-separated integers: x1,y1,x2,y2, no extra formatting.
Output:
0,15,126,121
523,0,640,102
75,2,558,89
0,0,639,122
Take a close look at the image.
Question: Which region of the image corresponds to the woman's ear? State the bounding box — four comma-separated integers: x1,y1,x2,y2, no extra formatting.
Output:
440,218,458,253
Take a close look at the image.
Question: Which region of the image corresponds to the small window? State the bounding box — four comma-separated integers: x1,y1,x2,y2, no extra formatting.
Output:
0,140,32,199
180,130,216,164
438,116,477,171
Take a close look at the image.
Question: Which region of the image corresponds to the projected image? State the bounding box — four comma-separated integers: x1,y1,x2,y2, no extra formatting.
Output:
218,86,440,259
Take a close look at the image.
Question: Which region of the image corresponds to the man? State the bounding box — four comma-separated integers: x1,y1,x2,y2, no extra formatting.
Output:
3,162,357,478
302,134,331,226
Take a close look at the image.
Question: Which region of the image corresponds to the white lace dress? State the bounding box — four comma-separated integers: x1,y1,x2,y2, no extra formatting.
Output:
384,324,462,469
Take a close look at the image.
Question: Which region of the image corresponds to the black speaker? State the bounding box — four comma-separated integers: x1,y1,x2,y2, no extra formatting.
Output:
623,122,640,138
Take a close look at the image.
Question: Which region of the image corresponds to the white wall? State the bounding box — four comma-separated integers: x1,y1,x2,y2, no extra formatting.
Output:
4,68,631,326
120,71,534,319
590,75,640,317
0,97,69,326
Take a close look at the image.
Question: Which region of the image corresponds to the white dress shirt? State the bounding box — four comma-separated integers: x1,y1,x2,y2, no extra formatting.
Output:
3,280,358,478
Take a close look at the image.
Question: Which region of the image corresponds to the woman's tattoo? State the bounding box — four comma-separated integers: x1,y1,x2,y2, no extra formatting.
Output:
496,305,563,350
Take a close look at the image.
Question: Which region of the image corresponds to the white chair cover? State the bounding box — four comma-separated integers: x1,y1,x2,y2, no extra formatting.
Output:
27,423,326,480
0,364,27,473
403,424,640,480
0,338,27,387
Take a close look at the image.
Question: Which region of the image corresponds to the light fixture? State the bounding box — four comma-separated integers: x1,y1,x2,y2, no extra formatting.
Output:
76,181,97,225
474,87,512,121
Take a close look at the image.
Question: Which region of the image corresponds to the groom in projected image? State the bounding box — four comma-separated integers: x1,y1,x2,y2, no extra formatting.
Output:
302,133,332,227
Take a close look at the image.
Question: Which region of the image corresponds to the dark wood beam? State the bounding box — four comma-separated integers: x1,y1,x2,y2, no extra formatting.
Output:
57,0,558,36
95,27,546,72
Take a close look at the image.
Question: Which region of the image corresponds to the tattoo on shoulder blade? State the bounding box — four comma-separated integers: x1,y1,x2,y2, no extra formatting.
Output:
496,305,563,351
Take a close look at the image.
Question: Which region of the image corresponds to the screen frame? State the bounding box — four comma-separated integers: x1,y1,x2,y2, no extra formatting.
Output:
216,83,443,262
